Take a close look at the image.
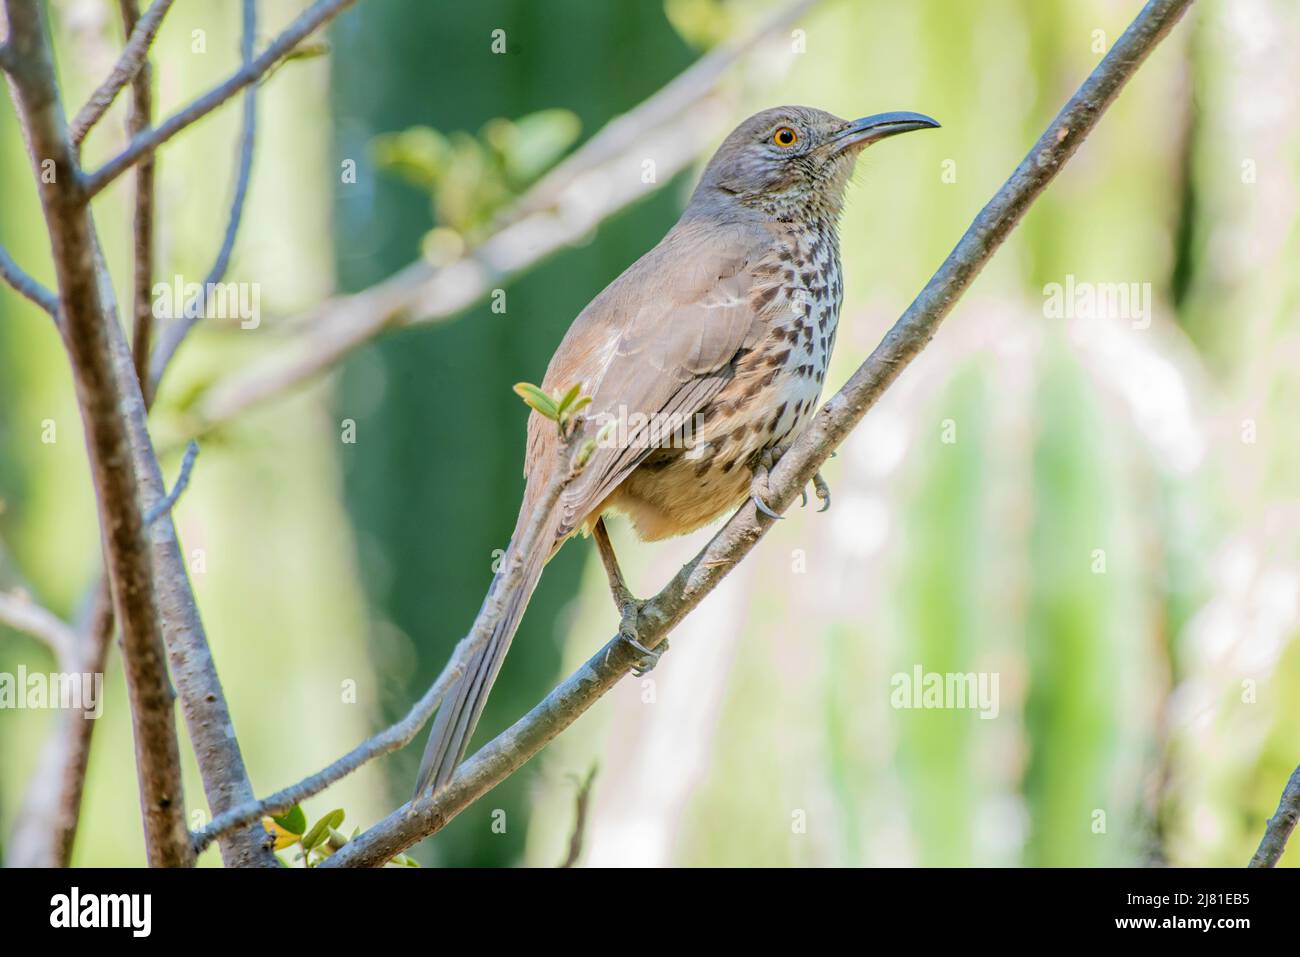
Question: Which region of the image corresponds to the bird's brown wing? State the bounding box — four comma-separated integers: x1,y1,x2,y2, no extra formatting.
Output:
526,217,782,542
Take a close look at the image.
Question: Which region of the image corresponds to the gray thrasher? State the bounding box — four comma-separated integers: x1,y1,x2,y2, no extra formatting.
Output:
415,105,939,796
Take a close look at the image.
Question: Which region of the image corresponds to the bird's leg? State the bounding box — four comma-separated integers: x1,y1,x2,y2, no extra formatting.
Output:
592,516,637,611
592,517,665,675
750,447,786,521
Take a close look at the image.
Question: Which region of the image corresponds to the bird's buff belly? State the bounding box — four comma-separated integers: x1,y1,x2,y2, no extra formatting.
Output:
603,356,826,541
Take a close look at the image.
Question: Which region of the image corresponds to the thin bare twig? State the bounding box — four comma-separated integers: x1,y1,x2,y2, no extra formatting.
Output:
0,243,59,317
5,580,115,867
192,419,591,854
68,0,174,147
1249,763,1300,867
0,590,79,667
4,0,193,867
183,0,823,434
147,0,258,392
560,764,598,868
143,439,198,524
320,0,1196,867
81,0,356,200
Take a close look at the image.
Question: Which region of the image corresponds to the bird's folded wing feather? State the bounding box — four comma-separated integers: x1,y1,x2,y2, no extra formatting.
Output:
521,217,785,542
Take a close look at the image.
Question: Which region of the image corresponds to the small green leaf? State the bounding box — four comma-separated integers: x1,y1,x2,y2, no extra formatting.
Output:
488,109,582,185
284,40,330,63
574,438,597,470
513,382,559,420
556,382,583,415
273,805,307,835
372,126,449,190
301,808,346,851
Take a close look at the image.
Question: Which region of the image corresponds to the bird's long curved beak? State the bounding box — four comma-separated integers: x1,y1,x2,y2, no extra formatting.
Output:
832,111,940,151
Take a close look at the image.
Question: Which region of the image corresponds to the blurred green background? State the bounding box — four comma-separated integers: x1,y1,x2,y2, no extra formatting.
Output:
1,0,1297,867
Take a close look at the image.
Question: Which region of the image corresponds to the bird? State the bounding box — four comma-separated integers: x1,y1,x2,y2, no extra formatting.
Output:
415,105,939,797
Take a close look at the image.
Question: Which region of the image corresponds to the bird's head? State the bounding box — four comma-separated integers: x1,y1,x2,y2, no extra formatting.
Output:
692,105,939,222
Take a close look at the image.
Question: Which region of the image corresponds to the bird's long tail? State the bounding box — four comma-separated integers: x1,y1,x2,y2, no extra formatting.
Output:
413,526,552,798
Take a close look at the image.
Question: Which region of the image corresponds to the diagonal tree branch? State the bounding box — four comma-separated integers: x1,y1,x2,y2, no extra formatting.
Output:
80,0,356,200
68,0,174,147
318,0,1196,867
1249,762,1300,867
3,0,192,867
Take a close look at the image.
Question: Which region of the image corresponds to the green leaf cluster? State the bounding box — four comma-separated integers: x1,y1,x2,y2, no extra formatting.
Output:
373,109,581,244
263,805,419,868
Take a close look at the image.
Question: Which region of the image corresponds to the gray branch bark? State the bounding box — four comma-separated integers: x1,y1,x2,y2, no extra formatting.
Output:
3,0,192,867
1249,763,1300,867
5,581,114,867
80,0,356,200
0,590,80,667
117,0,158,402
4,0,282,867
67,0,174,147
320,0,1196,868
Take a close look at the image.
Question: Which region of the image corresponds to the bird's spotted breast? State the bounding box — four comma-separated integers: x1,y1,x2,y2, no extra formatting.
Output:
612,220,843,540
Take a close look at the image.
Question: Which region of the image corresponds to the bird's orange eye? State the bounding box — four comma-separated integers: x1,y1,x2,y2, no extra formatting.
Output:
772,127,798,148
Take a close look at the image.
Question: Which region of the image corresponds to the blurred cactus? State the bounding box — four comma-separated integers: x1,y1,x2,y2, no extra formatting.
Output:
890,363,997,866
1020,346,1161,866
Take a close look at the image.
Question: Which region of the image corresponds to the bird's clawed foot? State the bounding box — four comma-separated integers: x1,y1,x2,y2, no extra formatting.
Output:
619,600,666,676
794,467,832,512
750,448,785,521
811,470,831,512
